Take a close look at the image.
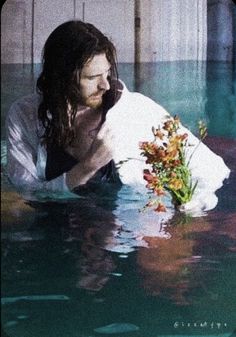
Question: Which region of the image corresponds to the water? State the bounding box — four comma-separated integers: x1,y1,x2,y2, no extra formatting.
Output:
1,62,236,337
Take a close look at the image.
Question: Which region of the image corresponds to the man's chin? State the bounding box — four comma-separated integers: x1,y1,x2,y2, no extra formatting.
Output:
85,97,103,109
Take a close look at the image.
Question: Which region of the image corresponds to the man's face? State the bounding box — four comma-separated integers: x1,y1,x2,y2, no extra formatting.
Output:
79,53,111,109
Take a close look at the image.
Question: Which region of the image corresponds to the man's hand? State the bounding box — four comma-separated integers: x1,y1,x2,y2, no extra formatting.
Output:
66,124,114,190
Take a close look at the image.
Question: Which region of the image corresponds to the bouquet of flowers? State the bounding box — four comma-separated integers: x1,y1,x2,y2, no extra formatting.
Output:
139,116,207,212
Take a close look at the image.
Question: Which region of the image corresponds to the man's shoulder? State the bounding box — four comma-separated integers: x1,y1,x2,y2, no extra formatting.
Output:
11,93,41,109
119,84,169,117
7,93,41,124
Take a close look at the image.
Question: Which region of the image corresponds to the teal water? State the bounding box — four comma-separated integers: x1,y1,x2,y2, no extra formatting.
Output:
1,61,236,138
1,62,236,337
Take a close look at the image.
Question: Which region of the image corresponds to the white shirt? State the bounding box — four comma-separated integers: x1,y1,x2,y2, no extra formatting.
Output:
6,81,230,212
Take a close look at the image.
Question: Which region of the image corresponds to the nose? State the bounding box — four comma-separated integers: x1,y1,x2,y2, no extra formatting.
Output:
98,75,110,91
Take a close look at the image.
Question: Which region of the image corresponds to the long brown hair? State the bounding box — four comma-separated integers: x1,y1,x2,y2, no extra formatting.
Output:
37,20,118,148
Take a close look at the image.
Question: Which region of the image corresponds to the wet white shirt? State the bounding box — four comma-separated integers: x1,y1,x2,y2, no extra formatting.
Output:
6,81,230,212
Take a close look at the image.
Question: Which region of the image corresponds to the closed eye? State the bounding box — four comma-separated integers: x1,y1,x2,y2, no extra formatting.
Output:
86,68,111,80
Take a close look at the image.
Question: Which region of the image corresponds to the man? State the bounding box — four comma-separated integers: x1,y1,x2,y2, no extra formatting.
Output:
7,21,120,195
6,20,230,212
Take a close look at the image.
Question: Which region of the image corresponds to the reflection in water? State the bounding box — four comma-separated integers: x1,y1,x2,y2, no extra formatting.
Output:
2,187,236,302
137,212,236,305
65,200,118,291
1,190,171,293
135,134,236,309
2,182,236,335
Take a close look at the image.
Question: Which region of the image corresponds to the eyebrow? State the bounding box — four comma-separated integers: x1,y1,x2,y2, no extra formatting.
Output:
84,67,111,78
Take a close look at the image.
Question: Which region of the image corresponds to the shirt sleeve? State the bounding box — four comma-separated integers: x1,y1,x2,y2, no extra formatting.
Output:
136,96,231,214
106,90,231,214
6,98,71,197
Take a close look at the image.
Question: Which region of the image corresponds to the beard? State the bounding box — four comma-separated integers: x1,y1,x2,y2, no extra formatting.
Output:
81,90,105,109
85,96,103,109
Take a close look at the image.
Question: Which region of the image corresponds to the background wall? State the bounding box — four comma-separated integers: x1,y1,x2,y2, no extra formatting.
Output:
139,0,207,62
1,0,235,64
1,0,135,63
207,0,234,61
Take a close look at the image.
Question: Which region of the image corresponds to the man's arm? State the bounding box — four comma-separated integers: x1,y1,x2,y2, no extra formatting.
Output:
6,100,68,194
